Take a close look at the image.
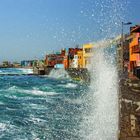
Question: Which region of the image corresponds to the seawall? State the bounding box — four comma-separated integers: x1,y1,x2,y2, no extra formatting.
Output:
119,74,140,140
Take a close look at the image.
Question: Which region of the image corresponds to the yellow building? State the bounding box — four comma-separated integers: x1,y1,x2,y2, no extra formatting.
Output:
77,50,83,68
83,43,93,69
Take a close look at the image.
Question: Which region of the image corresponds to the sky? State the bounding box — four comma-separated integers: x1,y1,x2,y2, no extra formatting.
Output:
0,0,139,62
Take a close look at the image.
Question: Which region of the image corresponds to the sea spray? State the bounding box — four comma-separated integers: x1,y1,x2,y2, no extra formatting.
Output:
80,40,118,140
78,0,127,138
49,69,70,79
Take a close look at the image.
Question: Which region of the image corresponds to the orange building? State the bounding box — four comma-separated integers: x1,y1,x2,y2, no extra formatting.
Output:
77,50,83,68
129,25,140,78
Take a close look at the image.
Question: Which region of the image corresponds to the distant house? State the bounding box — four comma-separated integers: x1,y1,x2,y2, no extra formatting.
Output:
68,48,82,68
83,43,93,69
77,50,83,68
13,62,21,68
45,49,68,69
2,61,11,67
21,60,34,67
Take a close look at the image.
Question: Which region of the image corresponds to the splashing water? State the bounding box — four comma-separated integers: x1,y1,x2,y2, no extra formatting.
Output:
78,0,127,139
80,39,118,140
49,68,70,79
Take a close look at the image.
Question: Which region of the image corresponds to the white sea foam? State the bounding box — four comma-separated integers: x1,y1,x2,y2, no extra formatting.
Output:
80,40,118,140
8,86,60,96
27,89,59,96
27,103,46,110
58,83,77,88
49,69,70,79
18,68,33,74
0,123,7,132
0,101,4,105
8,86,18,90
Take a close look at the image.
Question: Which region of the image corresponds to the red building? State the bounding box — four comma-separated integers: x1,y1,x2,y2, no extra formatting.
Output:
45,49,68,69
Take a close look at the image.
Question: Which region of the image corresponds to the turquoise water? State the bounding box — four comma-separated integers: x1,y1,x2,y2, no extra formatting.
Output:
0,68,88,140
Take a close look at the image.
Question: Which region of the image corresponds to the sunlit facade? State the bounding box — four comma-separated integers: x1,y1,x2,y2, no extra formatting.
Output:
77,50,83,68
83,43,93,69
129,26,140,78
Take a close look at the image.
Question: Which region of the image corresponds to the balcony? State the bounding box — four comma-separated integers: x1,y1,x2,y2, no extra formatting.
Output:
132,44,140,53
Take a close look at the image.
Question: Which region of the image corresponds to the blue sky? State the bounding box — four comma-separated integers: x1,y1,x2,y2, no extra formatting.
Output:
0,0,139,62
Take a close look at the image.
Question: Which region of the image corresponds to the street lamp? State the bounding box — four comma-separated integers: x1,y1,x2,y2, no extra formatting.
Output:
121,22,132,73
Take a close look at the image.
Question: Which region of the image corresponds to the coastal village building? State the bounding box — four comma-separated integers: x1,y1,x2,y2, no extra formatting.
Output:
44,45,94,69
77,50,83,68
117,34,131,73
21,60,35,67
129,25,140,78
83,43,93,69
68,48,82,68
2,61,11,67
123,34,132,73
13,62,21,68
119,25,140,140
45,49,68,69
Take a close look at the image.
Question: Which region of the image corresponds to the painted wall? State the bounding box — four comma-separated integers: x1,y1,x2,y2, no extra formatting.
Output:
83,43,93,69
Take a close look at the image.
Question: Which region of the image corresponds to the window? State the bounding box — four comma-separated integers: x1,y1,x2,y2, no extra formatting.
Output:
85,48,92,53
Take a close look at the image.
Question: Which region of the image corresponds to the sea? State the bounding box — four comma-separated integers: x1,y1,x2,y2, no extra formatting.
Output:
0,68,89,140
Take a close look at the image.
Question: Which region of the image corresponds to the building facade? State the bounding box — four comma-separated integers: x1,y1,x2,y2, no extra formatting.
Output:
129,25,140,78
77,50,83,68
68,48,82,68
45,49,68,69
83,43,93,69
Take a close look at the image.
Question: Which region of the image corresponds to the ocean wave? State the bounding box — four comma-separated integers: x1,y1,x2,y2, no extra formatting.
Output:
58,83,77,88
7,86,60,96
8,86,18,90
0,123,7,132
17,68,33,74
0,101,5,105
0,68,33,75
23,89,59,96
27,103,46,110
29,116,45,124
